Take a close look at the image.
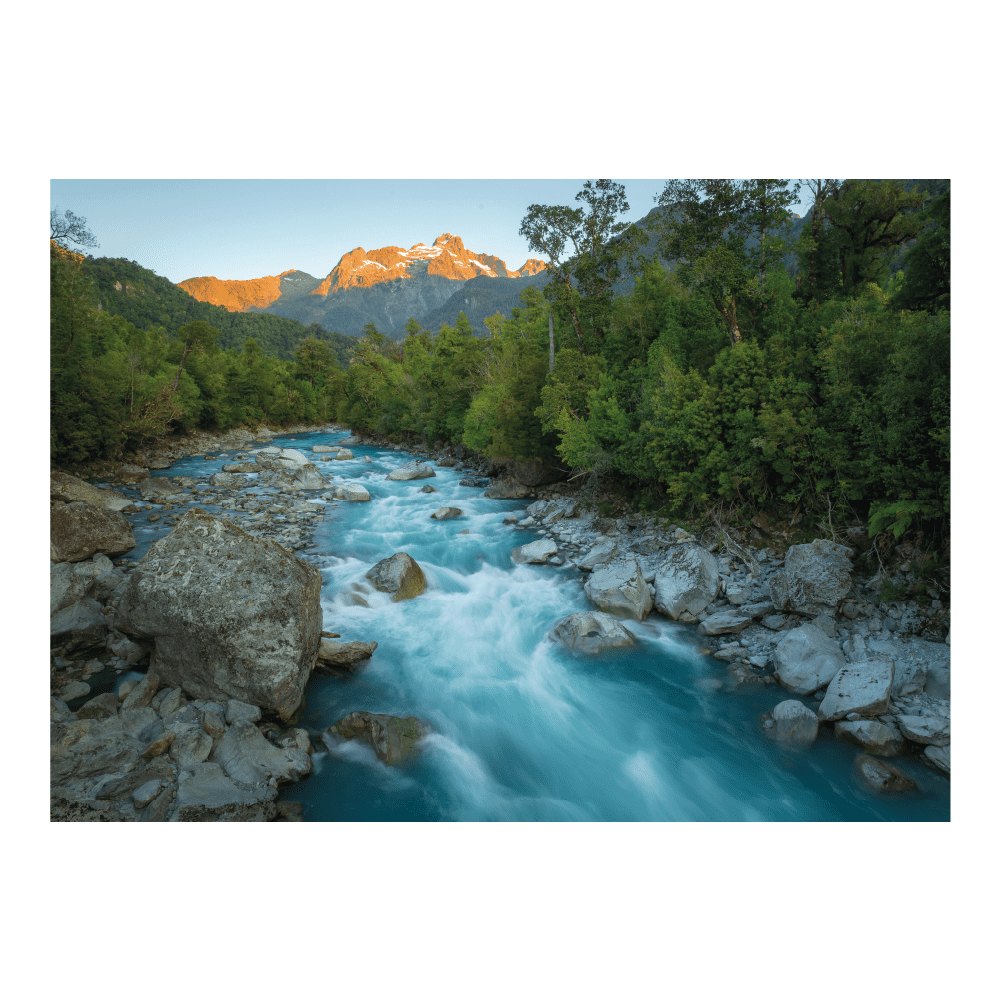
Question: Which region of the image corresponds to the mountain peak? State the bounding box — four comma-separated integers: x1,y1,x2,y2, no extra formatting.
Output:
176,269,298,312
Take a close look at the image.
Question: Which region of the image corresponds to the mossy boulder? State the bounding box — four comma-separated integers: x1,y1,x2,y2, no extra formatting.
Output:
365,552,426,601
329,711,428,765
51,501,136,562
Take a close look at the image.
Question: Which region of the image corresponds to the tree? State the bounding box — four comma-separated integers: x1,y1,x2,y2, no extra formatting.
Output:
519,179,636,353
171,320,219,392
294,337,335,388
825,180,926,292
50,207,99,250
656,179,759,347
745,179,801,283
798,179,839,301
890,188,950,313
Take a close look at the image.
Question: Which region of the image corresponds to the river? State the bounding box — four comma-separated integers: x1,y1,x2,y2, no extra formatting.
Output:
120,429,950,822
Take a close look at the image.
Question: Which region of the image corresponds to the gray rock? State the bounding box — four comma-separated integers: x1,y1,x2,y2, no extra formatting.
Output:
209,472,246,488
386,460,435,481
62,680,92,702
132,779,163,809
818,660,895,720
330,712,428,765
653,544,719,620
760,614,787,630
50,562,96,614
311,445,339,453
50,502,136,563
173,762,276,821
209,721,311,785
834,720,906,756
430,507,462,520
769,539,854,616
740,600,776,620
843,634,868,663
923,744,950,775
577,539,619,571
314,639,378,674
420,485,435,493
202,709,226,737
551,611,637,653
92,569,127,602
50,471,131,512
50,696,71,723
76,692,120,721
773,623,846,695
893,662,927,697
335,448,354,460
896,715,950,747
225,700,262,725
925,664,951,699
50,598,107,654
107,634,147,665
483,477,531,499
697,609,753,637
366,552,426,601
120,671,160,713
291,463,330,490
854,754,917,794
221,462,260,473
138,477,188,502
114,508,321,722
170,728,214,767
511,539,558,564
812,613,838,638
583,557,653,621
771,700,819,744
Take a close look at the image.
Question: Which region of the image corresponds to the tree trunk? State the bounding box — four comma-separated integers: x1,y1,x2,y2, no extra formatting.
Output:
171,342,191,393
548,312,555,374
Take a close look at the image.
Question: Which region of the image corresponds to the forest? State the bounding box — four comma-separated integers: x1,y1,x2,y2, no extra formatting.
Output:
50,178,950,544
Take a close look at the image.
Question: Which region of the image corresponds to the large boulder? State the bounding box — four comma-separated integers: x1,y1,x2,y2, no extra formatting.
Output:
773,622,846,695
50,471,131,512
818,660,895,720
770,700,819,745
483,477,531,499
770,539,854,616
511,539,558,564
431,507,462,520
338,483,371,502
259,462,330,491
365,553,426,601
329,712,427,765
51,501,135,562
113,509,321,722
551,611,636,653
386,460,435,481
314,639,378,674
653,544,719,620
172,762,277,822
583,557,653,621
335,448,354,460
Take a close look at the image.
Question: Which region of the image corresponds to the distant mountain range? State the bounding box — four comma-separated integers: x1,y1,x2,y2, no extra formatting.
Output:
178,233,550,338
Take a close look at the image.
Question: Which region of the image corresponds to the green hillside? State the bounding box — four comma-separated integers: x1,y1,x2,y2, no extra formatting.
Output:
84,256,358,367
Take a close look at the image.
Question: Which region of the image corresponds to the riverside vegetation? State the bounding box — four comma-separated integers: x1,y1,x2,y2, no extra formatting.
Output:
49,180,951,820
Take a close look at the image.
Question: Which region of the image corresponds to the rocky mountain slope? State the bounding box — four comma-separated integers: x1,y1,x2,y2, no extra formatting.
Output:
178,234,547,338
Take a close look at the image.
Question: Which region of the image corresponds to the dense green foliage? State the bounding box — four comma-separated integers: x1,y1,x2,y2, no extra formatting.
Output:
50,244,349,465
83,256,357,366
333,179,950,541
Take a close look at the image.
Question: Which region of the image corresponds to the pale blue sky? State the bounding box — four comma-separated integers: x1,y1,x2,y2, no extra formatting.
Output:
49,179,815,285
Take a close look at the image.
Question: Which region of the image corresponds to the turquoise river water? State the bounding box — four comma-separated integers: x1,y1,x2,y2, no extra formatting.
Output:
117,429,950,822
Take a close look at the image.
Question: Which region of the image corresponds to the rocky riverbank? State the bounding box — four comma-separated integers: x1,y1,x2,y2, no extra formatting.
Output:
50,424,950,820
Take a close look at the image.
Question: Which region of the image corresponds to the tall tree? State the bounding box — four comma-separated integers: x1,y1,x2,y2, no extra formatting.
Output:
825,180,926,291
745,179,801,283
519,179,635,353
50,207,100,250
890,187,950,313
798,179,839,301
656,179,757,347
